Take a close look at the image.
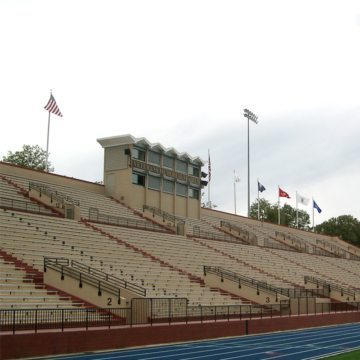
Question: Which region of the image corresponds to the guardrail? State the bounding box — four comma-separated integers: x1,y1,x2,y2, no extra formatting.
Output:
316,239,360,260
2,300,360,334
29,182,80,207
304,276,356,300
204,266,326,299
0,196,55,216
263,238,297,252
275,231,309,252
88,207,169,233
44,257,146,297
193,226,244,243
220,221,257,245
143,205,184,225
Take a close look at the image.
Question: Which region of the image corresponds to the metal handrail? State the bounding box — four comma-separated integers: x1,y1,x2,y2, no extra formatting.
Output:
143,205,184,225
193,226,243,243
315,239,354,259
2,300,360,334
44,257,146,297
220,221,257,245
88,207,169,233
204,266,283,297
275,231,309,252
304,275,356,299
204,266,325,299
29,182,80,207
0,196,54,215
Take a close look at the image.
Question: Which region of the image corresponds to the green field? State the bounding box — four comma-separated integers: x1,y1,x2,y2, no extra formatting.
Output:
324,349,360,359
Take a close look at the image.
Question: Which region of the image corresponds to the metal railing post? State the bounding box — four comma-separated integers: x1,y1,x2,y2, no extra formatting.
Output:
12,309,16,334
150,299,153,325
61,308,64,332
35,309,38,333
169,299,171,325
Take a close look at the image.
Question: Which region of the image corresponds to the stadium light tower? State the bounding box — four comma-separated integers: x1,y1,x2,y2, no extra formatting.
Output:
243,108,258,217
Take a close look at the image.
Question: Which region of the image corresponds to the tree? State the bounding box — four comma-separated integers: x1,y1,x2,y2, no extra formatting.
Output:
2,145,54,172
250,199,310,229
250,198,277,223
315,215,360,246
280,204,310,229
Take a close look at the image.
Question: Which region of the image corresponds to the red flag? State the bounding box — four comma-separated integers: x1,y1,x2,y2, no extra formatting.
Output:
44,94,63,117
279,187,290,198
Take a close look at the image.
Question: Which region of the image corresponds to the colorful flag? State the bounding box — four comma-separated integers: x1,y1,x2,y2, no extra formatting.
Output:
44,94,63,117
208,151,211,182
313,200,322,214
258,181,266,193
279,187,290,198
296,192,309,206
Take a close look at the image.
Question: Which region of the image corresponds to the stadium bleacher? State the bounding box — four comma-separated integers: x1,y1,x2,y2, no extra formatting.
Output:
1,162,360,359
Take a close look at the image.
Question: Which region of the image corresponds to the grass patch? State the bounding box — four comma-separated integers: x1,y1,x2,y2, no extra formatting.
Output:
324,349,360,359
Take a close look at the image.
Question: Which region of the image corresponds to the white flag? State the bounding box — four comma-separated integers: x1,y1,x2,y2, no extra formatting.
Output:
296,192,309,206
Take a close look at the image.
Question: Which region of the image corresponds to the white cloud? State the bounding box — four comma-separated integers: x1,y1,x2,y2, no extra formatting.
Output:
1,0,360,222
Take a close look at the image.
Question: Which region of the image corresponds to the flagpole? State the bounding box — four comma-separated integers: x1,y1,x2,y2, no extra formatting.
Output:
208,149,211,208
257,179,260,220
208,175,211,208
278,186,281,225
234,171,236,214
296,191,299,228
44,90,62,173
312,197,315,232
45,110,51,172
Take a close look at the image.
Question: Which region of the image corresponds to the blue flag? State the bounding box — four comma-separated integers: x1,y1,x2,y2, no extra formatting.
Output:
313,200,322,214
258,181,266,193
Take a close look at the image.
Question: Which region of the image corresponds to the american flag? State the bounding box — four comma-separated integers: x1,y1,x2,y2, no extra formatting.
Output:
208,151,211,182
44,94,63,117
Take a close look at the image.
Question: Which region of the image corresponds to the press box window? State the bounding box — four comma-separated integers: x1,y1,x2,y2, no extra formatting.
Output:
163,156,174,169
163,179,174,193
188,188,199,199
148,151,161,165
132,173,145,186
148,175,161,190
188,165,200,177
176,183,187,197
132,148,146,161
176,160,187,173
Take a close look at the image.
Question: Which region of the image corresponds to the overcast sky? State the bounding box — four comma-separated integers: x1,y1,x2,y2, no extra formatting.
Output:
1,0,359,224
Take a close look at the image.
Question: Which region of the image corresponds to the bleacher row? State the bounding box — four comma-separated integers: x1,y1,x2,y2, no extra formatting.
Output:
1,170,360,314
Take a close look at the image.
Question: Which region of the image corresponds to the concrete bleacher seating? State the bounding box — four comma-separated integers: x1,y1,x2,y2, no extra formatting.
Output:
0,176,54,215
0,256,83,309
2,165,360,314
4,173,143,221
0,209,245,306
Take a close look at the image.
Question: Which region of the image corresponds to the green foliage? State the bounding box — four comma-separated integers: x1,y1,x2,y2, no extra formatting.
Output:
2,144,53,172
323,349,360,359
315,215,360,246
250,199,359,244
250,198,276,222
250,198,310,229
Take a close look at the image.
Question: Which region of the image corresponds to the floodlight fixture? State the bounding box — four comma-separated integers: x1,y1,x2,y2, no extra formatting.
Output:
244,108,259,124
243,108,259,217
